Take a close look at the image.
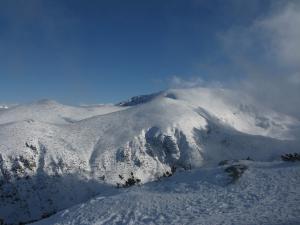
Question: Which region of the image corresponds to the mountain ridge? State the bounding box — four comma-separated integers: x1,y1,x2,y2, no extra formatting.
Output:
0,87,299,224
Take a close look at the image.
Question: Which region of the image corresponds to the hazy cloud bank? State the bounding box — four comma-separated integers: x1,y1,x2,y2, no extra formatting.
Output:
230,1,300,118
171,1,300,118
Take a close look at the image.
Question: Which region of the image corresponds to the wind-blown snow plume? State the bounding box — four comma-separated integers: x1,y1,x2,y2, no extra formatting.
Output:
170,1,300,118
169,76,204,88
220,0,300,118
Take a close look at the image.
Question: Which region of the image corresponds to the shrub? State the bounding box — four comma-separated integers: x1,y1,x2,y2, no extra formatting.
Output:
120,172,141,188
281,153,300,162
25,142,37,151
225,164,248,183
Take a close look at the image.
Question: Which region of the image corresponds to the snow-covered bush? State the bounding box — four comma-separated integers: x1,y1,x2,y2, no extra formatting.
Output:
281,153,300,162
225,164,248,183
118,172,141,188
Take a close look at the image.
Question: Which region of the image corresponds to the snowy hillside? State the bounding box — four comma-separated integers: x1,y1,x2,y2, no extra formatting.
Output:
0,87,299,224
0,99,125,125
34,161,300,225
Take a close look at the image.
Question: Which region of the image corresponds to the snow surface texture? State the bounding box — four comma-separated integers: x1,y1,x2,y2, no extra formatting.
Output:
0,87,299,224
34,161,300,225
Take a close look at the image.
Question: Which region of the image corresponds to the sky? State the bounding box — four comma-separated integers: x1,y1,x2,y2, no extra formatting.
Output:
0,0,299,114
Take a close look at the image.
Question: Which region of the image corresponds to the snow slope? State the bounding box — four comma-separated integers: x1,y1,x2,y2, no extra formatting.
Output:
0,99,125,125
34,161,300,225
0,87,299,224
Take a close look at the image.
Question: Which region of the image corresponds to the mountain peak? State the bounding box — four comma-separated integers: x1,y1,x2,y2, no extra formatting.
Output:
117,92,162,106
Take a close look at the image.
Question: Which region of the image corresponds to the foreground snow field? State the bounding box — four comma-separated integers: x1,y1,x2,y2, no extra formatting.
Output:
0,87,299,224
34,161,300,225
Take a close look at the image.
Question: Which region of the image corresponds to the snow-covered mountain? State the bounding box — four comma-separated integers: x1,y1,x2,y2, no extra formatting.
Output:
0,99,124,125
0,87,299,224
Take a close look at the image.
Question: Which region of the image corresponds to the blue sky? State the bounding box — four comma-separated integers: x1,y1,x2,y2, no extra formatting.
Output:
0,0,299,106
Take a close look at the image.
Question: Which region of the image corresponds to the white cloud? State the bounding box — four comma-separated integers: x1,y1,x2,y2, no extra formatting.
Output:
219,1,300,118
169,75,223,89
169,76,204,88
257,2,300,67
288,73,300,85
